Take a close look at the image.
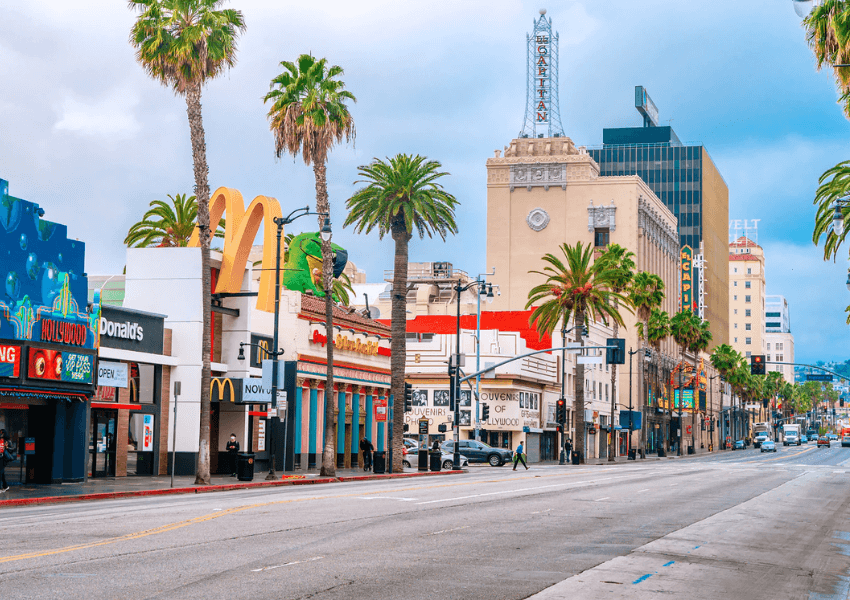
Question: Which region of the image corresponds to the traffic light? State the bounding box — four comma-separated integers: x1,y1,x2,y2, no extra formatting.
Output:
481,403,490,421
750,355,766,375
556,398,567,423
404,382,413,412
606,338,625,365
403,423,409,432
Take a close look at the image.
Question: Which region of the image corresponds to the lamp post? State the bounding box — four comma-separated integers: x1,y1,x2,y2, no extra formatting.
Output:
238,206,327,480
626,347,651,458
709,375,719,452
452,276,495,470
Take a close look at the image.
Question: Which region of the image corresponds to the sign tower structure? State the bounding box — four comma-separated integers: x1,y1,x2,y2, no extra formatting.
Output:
519,9,565,139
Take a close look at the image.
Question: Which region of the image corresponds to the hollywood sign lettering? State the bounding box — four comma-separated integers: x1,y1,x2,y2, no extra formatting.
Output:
536,34,550,122
41,318,87,347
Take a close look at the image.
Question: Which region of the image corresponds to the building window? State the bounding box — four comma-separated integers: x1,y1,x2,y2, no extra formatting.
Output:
405,333,434,342
777,343,783,351
734,295,738,301
734,323,738,329
766,322,781,328
734,268,737,273
745,351,751,357
767,343,771,351
747,268,752,274
777,354,784,362
745,295,751,303
733,281,737,287
766,312,780,317
594,228,610,247
734,337,738,343
734,309,738,315
745,337,752,345
767,354,771,361
745,281,751,289
745,309,751,317
745,323,751,331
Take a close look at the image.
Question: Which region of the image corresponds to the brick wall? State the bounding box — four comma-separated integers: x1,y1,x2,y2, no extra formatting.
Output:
158,329,173,475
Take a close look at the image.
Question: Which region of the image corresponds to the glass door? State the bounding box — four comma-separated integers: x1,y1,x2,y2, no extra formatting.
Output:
89,409,117,477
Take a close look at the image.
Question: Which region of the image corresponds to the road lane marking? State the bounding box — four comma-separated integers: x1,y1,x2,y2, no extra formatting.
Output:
594,497,610,502
357,497,416,501
415,476,622,505
637,489,649,493
251,556,323,572
427,526,469,535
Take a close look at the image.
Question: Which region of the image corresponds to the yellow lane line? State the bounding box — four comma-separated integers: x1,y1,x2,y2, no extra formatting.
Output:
0,467,650,565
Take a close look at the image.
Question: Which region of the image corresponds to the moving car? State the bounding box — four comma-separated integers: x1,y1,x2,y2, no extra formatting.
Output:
827,433,839,441
800,435,808,444
817,435,831,448
441,440,513,466
401,446,468,470
754,432,769,448
733,439,745,450
760,439,777,453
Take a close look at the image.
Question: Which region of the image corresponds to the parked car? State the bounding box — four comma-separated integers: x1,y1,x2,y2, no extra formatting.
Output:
760,439,777,453
441,440,513,466
733,439,745,450
800,435,809,444
817,436,831,448
402,446,468,470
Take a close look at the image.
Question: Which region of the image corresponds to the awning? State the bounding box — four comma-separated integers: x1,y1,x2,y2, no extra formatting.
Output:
0,388,88,403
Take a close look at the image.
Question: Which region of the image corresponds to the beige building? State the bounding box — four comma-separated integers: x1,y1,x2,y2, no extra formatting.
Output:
765,295,795,383
728,237,766,358
484,136,710,453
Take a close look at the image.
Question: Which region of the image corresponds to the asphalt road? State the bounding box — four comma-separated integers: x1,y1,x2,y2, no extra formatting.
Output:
0,444,848,600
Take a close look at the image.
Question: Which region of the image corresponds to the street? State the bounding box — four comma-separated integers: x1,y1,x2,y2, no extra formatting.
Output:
0,446,848,600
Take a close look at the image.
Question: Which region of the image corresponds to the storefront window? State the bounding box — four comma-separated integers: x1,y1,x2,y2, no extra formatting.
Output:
127,413,155,475
128,363,155,404
0,408,26,485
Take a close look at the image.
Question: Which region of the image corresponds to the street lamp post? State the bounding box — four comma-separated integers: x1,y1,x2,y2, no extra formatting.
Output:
709,375,719,452
474,270,497,442
451,276,494,470
238,206,327,480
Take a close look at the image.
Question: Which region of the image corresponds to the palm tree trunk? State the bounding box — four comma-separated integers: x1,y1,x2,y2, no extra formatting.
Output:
186,83,212,485
608,303,618,462
390,219,410,472
575,311,586,464
314,161,336,478
640,314,650,454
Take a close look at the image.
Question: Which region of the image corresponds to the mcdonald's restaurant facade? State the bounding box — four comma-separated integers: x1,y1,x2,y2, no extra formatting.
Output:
118,186,393,475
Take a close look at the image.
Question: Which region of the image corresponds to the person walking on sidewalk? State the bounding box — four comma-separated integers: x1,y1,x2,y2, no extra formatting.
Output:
564,438,573,464
226,434,239,477
359,437,374,472
0,430,10,491
513,440,528,470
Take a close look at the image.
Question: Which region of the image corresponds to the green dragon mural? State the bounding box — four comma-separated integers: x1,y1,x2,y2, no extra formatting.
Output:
282,232,350,302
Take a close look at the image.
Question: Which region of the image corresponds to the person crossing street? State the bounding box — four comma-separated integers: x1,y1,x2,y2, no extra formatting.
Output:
513,439,528,470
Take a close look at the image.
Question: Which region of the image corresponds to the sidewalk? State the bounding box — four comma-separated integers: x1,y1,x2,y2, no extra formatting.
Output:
468,448,731,468
0,467,463,508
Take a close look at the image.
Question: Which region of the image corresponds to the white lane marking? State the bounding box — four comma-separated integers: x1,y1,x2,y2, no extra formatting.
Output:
357,497,416,501
415,477,613,505
252,556,323,572
594,497,610,502
637,489,650,493
427,525,470,535
834,471,846,474
530,509,553,514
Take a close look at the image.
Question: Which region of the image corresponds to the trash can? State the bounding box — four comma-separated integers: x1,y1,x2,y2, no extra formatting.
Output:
628,449,637,460
373,451,386,474
236,453,255,481
658,447,666,457
571,450,582,465
429,450,442,472
418,449,429,471
687,446,695,455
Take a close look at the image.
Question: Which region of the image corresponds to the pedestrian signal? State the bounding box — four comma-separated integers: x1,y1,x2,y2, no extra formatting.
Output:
404,382,413,412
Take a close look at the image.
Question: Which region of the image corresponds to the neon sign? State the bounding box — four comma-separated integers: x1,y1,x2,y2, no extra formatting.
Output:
681,245,693,312
535,34,550,123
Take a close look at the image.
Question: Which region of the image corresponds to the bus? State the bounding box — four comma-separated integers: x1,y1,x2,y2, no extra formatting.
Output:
841,427,850,448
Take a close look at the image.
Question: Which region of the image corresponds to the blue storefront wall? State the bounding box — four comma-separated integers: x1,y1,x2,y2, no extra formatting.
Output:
0,178,98,483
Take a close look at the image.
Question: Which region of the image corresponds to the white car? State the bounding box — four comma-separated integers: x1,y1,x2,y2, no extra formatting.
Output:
402,447,468,470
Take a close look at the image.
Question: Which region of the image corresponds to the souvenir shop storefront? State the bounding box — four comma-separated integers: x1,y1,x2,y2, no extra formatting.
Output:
0,177,99,484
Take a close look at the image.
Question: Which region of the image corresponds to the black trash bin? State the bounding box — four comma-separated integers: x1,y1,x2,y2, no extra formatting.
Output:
236,453,255,481
658,447,666,457
628,449,636,460
571,450,582,465
687,446,695,455
429,450,442,472
373,451,386,474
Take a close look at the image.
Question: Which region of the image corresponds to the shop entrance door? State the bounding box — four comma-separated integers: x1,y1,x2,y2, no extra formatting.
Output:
89,409,117,477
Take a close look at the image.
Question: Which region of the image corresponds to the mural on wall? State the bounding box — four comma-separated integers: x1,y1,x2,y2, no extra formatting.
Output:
0,178,100,349
282,232,348,301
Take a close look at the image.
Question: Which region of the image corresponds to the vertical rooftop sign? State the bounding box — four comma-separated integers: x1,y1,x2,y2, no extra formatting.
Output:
520,9,565,139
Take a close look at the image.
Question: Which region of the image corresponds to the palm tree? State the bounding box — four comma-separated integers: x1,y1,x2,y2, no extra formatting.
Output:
627,272,665,452
344,154,459,471
687,318,712,449
670,311,700,454
526,242,628,464
812,161,850,262
264,54,355,477
804,1,850,117
129,0,246,485
125,194,225,248
597,244,635,462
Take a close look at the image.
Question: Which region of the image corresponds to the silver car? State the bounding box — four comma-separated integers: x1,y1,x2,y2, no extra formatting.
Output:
402,446,468,470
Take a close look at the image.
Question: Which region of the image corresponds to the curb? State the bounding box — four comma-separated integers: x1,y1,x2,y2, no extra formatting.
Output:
0,470,463,508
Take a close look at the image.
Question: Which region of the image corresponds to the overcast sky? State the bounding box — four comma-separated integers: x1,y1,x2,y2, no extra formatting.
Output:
1,1,848,364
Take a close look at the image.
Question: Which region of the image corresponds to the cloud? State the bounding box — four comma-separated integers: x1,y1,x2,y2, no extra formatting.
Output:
54,86,142,139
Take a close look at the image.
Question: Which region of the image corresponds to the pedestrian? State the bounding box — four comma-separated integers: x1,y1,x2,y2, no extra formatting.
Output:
359,436,374,471
564,438,572,463
0,430,10,492
513,439,528,470
226,433,239,477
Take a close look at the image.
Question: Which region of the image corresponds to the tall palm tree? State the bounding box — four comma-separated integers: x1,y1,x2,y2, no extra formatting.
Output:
812,161,850,262
129,0,245,485
526,242,628,464
627,272,665,453
345,154,459,471
640,308,672,449
125,194,226,248
597,244,635,462
804,0,850,117
264,54,355,477
687,317,712,448
670,311,700,454
710,343,743,444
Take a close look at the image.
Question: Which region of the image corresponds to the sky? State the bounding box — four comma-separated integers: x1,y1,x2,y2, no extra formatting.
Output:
1,0,849,364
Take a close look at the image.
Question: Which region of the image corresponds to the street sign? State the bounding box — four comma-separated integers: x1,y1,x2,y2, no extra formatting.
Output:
418,419,429,435
276,390,287,411
806,373,833,382
267,406,278,419
577,355,604,365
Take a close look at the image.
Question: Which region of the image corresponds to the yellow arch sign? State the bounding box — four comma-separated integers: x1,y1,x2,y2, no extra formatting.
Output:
189,187,283,313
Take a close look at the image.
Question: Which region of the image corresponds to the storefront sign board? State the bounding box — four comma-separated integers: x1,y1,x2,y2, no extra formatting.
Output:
97,361,128,388
258,420,266,451
99,306,165,355
375,398,388,422
243,378,272,404
0,344,21,378
142,414,154,451
27,348,93,384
